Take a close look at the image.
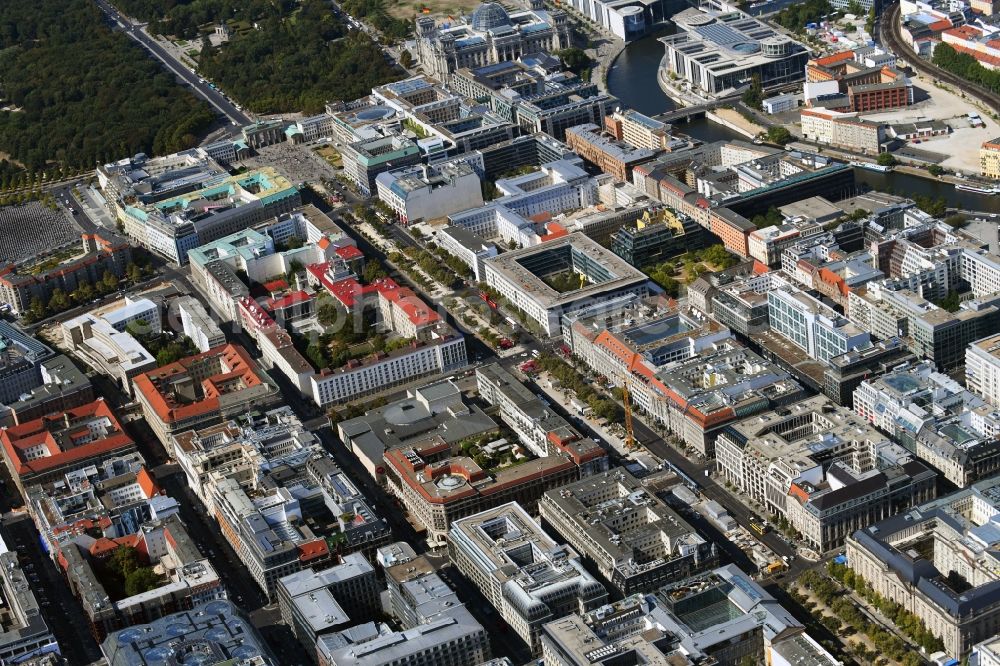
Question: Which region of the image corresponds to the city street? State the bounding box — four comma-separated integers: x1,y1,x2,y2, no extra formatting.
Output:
91,0,251,128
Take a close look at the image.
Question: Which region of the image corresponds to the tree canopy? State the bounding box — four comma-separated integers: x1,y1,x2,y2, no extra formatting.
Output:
932,43,1000,95
113,0,294,39
197,0,401,114
774,0,831,31
0,0,215,172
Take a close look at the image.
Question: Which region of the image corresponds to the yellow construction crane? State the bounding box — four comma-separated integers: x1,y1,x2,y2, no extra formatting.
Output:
620,373,637,451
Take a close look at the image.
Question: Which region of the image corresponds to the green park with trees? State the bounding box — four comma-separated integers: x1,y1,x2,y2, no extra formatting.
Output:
0,0,215,175
196,0,402,114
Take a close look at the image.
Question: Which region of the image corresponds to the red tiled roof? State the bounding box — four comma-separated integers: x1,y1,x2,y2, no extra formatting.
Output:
89,538,118,557
298,539,329,562
752,260,770,275
266,290,313,311
132,344,265,425
539,221,569,243
948,41,1000,68
379,284,439,327
943,25,981,39
261,279,289,294
334,245,363,261
812,50,856,67
928,19,953,32
137,467,159,498
0,399,135,479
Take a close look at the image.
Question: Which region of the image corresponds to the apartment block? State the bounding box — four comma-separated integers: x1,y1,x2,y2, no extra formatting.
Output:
800,108,885,154
0,232,133,315
982,138,1000,180
61,515,224,642
475,363,607,475
0,534,58,663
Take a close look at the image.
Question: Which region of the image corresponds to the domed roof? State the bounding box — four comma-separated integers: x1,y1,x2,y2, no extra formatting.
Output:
471,2,512,32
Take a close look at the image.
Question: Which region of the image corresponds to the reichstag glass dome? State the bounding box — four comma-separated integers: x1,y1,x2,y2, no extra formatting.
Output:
470,2,512,32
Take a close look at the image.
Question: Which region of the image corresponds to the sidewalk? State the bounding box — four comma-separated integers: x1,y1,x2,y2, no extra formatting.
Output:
521,368,635,458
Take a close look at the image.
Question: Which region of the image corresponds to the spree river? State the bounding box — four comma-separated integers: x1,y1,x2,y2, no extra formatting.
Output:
606,32,999,212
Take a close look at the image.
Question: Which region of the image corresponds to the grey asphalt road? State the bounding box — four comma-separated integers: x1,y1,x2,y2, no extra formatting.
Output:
92,0,251,127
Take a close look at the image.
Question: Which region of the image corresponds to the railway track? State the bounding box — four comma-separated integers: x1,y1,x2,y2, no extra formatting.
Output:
880,1,1000,112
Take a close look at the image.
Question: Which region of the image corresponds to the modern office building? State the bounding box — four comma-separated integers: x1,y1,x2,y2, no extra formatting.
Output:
564,296,802,456
99,151,299,263
340,134,422,197
212,479,331,600
822,337,915,407
375,160,483,224
847,475,1000,659
848,283,1000,372
715,395,937,552
854,361,1000,486
542,565,814,665
317,604,489,666
767,276,871,364
446,158,599,249
540,469,715,595
448,502,608,655
609,209,710,268
660,8,809,97
482,233,652,336
101,600,276,665
561,0,684,40
277,554,380,649
413,2,571,81
0,321,55,410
